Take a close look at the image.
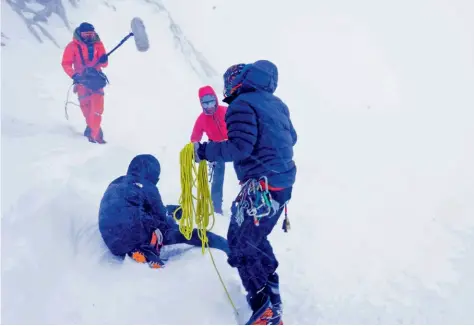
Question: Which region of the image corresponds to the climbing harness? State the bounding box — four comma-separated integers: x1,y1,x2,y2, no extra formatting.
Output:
234,177,292,232
234,176,275,227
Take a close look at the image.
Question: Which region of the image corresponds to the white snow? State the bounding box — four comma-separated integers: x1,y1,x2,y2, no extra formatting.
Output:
2,0,474,324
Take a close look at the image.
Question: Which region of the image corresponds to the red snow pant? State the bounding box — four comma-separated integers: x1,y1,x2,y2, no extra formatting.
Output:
75,84,104,140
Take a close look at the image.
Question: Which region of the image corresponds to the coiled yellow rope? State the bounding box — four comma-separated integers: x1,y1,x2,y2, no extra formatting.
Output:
173,142,238,314
173,142,215,252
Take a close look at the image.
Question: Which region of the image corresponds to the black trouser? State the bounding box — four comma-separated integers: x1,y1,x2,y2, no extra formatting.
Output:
227,187,292,294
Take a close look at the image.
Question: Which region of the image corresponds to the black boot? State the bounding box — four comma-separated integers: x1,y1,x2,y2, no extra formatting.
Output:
83,126,91,137
88,128,106,144
265,273,282,324
84,127,104,139
245,288,274,325
96,128,106,144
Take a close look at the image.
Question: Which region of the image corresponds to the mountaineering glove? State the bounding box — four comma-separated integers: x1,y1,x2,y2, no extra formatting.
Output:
98,54,108,64
193,142,202,163
193,142,209,163
72,73,82,84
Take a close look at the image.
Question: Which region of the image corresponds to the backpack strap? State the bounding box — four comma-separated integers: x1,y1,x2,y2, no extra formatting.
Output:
76,44,87,67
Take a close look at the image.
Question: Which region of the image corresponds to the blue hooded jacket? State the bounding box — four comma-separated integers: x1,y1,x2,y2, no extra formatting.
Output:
200,60,297,188
98,154,172,256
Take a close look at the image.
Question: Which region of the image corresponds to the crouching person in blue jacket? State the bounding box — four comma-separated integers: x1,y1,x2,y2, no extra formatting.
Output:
193,61,297,325
98,154,229,269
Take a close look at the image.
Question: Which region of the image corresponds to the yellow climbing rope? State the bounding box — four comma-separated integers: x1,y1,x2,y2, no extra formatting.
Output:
173,142,238,314
173,142,215,253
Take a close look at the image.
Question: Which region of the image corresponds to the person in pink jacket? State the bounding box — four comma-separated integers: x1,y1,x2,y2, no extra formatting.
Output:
190,85,228,214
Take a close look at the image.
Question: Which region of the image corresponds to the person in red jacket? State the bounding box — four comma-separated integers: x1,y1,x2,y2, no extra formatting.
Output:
61,22,108,144
190,85,228,214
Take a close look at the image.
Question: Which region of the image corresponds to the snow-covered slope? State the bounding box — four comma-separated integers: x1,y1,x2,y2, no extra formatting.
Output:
1,1,239,324
2,0,474,324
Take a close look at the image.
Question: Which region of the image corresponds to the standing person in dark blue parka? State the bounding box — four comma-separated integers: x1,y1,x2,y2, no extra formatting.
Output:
98,154,229,269
193,60,297,325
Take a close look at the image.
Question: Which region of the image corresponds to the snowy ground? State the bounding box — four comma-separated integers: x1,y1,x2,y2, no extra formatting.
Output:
2,0,474,324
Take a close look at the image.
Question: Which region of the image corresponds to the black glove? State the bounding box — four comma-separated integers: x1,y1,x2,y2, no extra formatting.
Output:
72,73,82,84
193,142,201,163
98,54,108,64
193,142,207,163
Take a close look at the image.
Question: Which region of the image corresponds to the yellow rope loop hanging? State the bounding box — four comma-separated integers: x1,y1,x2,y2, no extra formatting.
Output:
173,143,215,253
173,142,238,314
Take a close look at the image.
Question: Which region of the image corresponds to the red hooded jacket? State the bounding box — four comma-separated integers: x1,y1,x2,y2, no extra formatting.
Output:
61,28,108,78
190,86,228,142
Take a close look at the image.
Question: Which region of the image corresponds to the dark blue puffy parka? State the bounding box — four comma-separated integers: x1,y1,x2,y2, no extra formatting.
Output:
200,60,297,188
98,154,172,256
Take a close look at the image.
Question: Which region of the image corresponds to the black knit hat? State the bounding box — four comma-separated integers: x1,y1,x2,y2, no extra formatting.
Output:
78,22,95,33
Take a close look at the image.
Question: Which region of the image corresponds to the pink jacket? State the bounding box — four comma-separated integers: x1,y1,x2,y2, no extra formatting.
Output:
190,86,228,142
